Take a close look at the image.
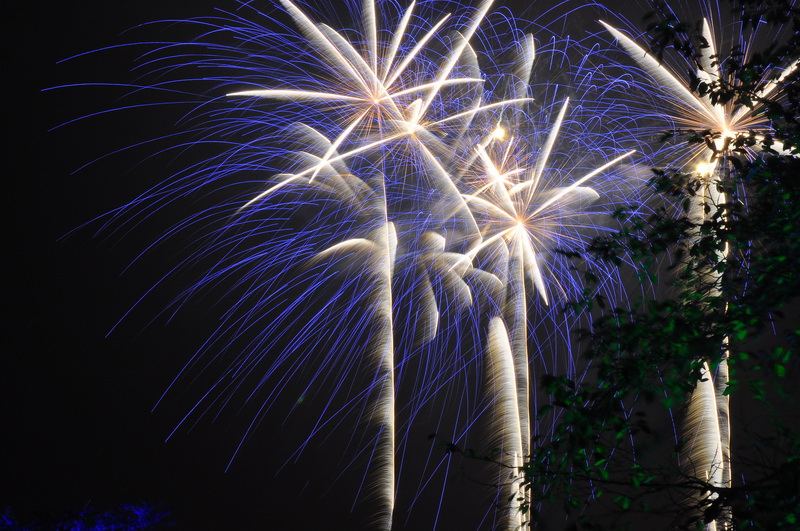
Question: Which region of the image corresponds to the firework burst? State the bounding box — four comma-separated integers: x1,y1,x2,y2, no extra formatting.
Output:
597,5,798,172
449,94,635,524
596,4,798,528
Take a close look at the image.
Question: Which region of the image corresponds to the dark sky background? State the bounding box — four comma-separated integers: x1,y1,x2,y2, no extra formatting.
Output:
6,1,642,530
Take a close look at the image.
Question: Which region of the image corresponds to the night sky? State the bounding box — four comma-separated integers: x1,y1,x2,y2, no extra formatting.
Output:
8,1,649,530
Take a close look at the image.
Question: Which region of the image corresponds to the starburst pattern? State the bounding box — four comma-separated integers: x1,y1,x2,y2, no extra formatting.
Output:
597,7,797,172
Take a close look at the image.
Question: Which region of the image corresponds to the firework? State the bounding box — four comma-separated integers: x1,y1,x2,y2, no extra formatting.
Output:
454,90,636,523
598,5,797,528
70,0,654,528
599,17,797,171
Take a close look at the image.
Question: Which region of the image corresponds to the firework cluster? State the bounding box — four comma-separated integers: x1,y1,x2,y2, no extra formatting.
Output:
81,0,796,528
